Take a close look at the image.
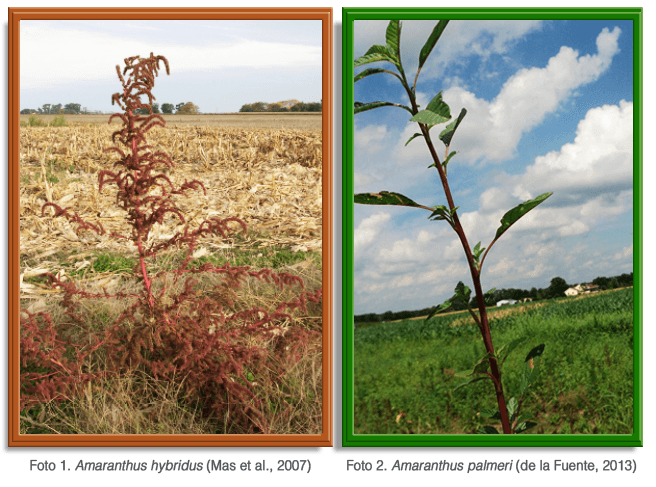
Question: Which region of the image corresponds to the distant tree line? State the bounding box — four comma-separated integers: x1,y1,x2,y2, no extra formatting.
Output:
21,103,84,115
239,100,322,113
22,99,325,115
354,272,634,324
22,100,316,115
21,101,200,115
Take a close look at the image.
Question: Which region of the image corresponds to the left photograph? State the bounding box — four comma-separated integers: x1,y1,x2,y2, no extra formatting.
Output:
9,8,332,447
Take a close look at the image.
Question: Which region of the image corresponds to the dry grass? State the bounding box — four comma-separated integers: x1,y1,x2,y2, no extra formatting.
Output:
19,258,323,435
19,122,324,435
20,124,322,260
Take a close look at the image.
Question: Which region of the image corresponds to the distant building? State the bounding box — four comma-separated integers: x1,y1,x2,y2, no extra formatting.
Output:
565,284,600,297
496,299,518,307
565,287,579,297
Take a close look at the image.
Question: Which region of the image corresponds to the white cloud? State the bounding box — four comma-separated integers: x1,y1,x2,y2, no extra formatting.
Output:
378,229,437,263
354,20,544,79
354,125,389,154
354,172,375,188
558,220,591,237
21,21,321,89
354,213,391,256
443,238,464,261
512,101,633,203
488,257,513,276
525,262,554,279
480,187,514,213
614,244,633,260
396,27,622,165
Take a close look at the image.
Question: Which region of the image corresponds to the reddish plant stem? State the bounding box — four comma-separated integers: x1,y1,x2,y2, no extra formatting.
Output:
422,130,512,433
128,108,154,309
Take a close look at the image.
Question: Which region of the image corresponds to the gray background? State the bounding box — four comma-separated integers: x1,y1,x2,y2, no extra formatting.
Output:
0,0,644,487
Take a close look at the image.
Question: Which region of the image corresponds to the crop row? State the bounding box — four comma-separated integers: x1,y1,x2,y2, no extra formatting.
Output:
354,288,634,346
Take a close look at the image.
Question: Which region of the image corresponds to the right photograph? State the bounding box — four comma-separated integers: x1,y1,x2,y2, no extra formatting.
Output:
343,8,641,447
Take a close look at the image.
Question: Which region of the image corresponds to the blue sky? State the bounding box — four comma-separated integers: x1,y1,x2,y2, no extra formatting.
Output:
353,19,634,315
20,20,322,113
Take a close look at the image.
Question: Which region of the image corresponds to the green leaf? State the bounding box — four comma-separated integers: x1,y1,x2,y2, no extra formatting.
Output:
428,204,449,221
473,241,485,260
473,357,490,374
497,336,527,366
494,192,553,241
426,300,451,322
409,91,452,125
525,344,546,362
454,376,489,391
520,345,545,397
411,110,451,126
385,20,402,64
476,426,500,434
418,20,449,70
443,151,457,172
516,413,533,423
354,101,413,115
355,68,400,83
354,44,394,67
439,108,467,147
457,352,494,378
426,91,451,114
507,397,518,420
405,133,423,146
479,408,502,420
514,421,538,434
355,191,424,208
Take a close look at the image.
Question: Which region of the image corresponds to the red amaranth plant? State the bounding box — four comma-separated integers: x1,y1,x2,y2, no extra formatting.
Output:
20,53,321,433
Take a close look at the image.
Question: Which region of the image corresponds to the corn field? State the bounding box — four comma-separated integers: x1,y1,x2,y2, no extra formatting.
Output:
19,124,323,259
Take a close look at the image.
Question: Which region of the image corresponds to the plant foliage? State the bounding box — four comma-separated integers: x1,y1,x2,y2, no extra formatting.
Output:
354,21,553,434
20,53,321,433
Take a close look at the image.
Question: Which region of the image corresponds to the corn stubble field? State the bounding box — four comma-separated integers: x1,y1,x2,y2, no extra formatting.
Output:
19,115,323,435
355,288,634,435
21,112,323,131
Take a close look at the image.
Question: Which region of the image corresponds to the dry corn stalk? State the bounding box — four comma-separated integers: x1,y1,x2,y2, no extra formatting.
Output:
20,124,322,260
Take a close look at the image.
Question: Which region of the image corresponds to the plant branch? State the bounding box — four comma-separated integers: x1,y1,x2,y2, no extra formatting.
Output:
418,111,512,435
479,236,500,271
465,305,487,336
483,371,501,389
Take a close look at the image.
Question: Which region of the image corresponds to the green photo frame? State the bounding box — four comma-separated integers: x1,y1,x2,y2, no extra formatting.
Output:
336,7,643,452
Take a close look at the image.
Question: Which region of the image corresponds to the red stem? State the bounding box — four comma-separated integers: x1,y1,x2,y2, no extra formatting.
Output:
128,107,154,309
403,83,512,433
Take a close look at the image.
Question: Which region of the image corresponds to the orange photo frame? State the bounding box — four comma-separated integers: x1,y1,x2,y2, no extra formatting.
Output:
8,7,332,447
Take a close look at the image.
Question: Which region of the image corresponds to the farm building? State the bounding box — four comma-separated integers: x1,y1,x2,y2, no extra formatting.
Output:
496,299,518,307
565,284,600,297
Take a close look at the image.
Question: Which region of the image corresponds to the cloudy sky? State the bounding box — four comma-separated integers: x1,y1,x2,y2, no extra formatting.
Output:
352,19,634,315
20,20,322,113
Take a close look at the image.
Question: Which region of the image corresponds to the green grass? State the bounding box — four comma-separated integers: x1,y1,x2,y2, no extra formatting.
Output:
19,157,78,186
29,241,321,281
354,289,634,435
20,114,68,127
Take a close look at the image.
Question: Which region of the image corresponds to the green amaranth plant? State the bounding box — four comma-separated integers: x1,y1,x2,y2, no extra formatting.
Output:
20,53,321,433
354,20,551,434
